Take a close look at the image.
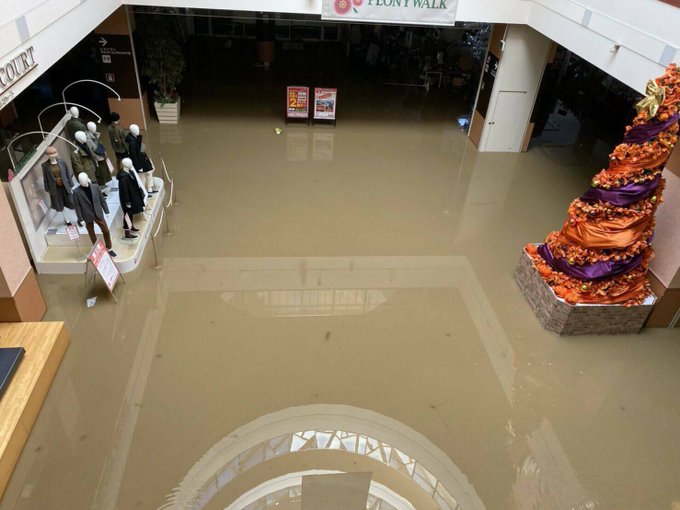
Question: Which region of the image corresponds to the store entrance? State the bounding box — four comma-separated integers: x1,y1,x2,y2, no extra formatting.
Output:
528,46,643,166
132,9,490,127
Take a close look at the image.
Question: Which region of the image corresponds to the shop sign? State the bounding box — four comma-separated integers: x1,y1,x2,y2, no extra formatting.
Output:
313,88,338,120
287,86,309,119
0,46,37,108
322,0,458,26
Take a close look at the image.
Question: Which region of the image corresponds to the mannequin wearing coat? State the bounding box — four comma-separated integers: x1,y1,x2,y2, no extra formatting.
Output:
72,173,116,257
118,158,145,238
125,124,155,193
85,121,112,188
72,131,97,183
41,146,76,225
65,106,88,142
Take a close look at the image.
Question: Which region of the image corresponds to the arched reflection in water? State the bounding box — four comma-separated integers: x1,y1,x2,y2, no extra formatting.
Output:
226,470,413,510
158,405,485,510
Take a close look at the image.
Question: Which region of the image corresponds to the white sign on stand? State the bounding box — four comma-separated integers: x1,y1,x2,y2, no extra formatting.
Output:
65,224,80,241
85,240,125,302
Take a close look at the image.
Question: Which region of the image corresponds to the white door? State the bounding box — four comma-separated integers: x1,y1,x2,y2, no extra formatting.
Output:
484,90,528,152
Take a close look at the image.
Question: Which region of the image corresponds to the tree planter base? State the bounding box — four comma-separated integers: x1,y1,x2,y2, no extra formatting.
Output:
514,248,655,335
154,99,180,124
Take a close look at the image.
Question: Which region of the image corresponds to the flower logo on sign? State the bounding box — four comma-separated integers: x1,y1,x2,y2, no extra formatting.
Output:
334,0,361,15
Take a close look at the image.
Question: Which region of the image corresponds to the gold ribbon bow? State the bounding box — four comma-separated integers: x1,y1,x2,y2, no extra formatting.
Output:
635,79,665,118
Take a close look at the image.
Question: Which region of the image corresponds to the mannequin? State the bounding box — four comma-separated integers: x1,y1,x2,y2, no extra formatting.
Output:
107,112,129,168
118,158,145,239
85,121,112,189
41,146,76,225
125,124,155,193
65,106,88,142
72,173,116,257
71,131,97,183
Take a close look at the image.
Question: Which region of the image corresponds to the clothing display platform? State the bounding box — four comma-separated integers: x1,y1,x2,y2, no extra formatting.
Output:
515,249,655,335
38,178,164,275
44,183,121,247
0,322,69,499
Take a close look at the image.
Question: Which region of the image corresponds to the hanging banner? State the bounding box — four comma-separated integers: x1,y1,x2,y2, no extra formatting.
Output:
313,88,338,120
88,240,120,292
287,86,309,119
322,0,458,26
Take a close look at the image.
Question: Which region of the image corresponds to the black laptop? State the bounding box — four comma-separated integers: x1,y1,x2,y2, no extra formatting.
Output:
0,347,25,400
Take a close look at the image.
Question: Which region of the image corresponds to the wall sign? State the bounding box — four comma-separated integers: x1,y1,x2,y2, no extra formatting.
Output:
313,88,338,120
287,86,309,119
97,35,138,97
0,46,37,108
322,0,458,26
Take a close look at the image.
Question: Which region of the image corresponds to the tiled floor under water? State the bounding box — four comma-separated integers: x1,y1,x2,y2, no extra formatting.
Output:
2,104,680,510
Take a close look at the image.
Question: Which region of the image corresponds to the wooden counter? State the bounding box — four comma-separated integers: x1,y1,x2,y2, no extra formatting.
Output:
0,322,69,499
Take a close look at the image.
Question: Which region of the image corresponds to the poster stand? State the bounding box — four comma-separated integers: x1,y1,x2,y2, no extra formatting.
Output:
285,86,310,125
312,87,337,127
65,224,87,261
82,240,126,303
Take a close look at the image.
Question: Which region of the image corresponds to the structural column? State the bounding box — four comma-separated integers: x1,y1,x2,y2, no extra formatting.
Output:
647,147,680,327
469,24,551,153
0,188,46,322
94,6,149,129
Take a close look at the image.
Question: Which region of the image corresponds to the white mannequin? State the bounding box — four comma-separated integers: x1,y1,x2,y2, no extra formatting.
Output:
78,172,90,187
86,121,98,135
121,157,149,206
128,124,155,193
47,149,74,225
75,131,87,145
69,106,80,118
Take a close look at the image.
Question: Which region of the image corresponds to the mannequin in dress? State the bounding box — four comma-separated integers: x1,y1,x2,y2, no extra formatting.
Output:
72,131,97,183
65,106,88,142
41,146,76,225
125,124,155,193
118,158,146,239
85,121,112,189
72,172,116,257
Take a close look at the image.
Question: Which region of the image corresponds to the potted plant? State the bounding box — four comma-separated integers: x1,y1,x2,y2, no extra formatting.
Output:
140,23,186,124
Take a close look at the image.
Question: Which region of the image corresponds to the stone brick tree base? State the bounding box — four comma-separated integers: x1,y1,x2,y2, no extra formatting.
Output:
515,249,655,335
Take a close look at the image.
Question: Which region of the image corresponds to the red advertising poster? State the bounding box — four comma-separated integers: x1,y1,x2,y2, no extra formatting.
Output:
88,240,120,292
287,86,309,118
314,88,337,120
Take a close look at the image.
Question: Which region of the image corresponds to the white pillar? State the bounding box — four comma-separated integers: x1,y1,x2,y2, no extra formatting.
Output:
471,25,551,153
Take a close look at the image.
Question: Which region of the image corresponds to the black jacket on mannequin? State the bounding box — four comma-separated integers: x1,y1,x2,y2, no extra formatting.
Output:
117,171,145,216
125,133,153,172
73,183,109,224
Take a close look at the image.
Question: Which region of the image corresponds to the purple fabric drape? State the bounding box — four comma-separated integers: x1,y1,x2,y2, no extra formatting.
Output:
537,243,643,280
623,114,679,144
580,175,661,206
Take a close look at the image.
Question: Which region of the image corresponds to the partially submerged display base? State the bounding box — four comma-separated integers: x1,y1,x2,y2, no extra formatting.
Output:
36,178,164,275
0,322,69,500
514,249,655,335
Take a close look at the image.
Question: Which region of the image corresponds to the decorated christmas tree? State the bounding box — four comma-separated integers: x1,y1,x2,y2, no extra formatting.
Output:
525,64,679,306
